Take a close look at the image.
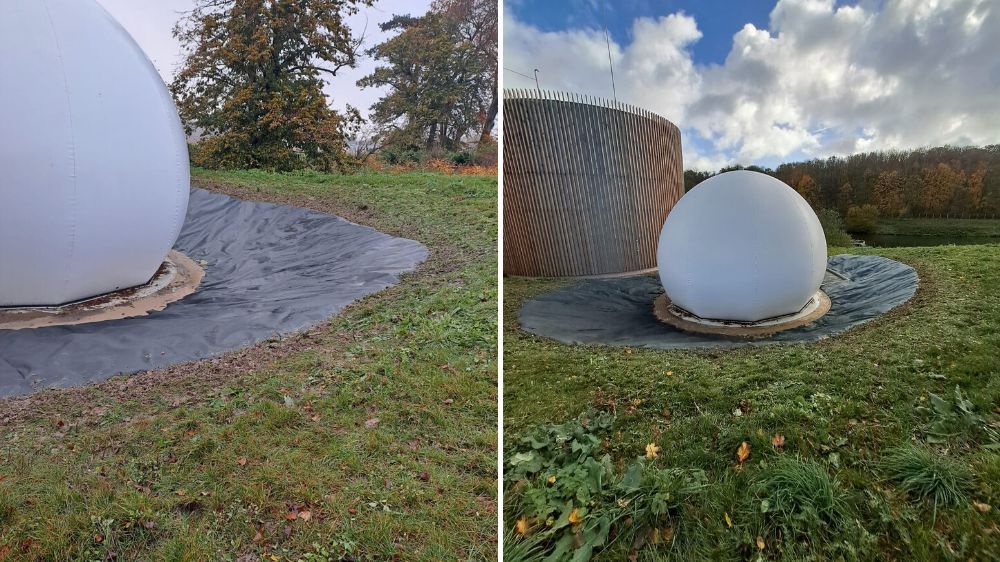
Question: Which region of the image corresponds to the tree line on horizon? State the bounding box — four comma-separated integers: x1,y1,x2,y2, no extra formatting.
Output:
170,0,497,172
685,145,1000,220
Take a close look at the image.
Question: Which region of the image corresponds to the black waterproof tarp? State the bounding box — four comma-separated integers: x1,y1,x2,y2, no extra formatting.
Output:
519,254,917,349
0,188,428,397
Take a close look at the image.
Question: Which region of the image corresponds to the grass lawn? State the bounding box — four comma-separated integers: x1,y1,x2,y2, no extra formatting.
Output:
0,169,498,561
504,245,1000,561
875,218,1000,237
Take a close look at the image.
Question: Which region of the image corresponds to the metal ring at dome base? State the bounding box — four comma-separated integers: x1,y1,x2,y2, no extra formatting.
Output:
653,290,831,337
0,250,204,330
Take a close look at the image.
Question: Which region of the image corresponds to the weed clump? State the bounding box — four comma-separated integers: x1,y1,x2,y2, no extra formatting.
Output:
882,443,972,520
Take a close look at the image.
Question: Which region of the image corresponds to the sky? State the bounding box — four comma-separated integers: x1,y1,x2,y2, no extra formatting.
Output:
95,0,432,117
504,0,1000,171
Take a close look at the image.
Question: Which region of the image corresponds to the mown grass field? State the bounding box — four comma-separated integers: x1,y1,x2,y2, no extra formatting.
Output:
504,245,1000,561
0,169,498,561
875,218,1000,237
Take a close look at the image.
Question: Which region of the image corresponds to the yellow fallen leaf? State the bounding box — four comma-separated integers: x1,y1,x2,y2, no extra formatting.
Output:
568,508,582,524
661,526,674,542
973,501,992,513
299,510,312,521
724,512,732,528
645,443,661,459
737,442,751,465
771,434,786,448
756,536,765,551
515,517,529,535
666,371,673,377
547,475,556,485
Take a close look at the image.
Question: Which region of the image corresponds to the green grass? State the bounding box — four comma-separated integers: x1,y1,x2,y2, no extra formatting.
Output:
0,169,498,561
504,245,1000,560
882,443,973,521
875,217,1000,237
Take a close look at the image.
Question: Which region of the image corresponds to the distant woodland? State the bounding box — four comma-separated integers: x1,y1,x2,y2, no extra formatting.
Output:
685,145,1000,219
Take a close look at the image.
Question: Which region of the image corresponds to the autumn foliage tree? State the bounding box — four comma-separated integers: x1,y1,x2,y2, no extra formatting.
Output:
358,1,496,155
872,171,905,217
685,145,1000,218
171,0,372,171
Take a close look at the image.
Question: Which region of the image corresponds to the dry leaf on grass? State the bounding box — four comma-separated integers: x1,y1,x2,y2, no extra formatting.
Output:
771,434,786,448
737,441,751,465
645,443,660,459
568,508,582,524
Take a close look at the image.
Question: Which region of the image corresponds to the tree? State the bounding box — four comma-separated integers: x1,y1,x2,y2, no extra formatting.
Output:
872,171,905,217
837,182,853,215
920,163,963,217
435,0,497,145
171,0,371,171
845,204,879,233
359,7,492,152
794,173,822,210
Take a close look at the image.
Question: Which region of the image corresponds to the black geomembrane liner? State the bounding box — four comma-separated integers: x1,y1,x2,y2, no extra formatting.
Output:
519,255,917,349
0,188,428,397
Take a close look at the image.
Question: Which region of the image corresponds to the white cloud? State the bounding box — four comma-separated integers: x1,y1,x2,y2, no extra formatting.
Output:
96,0,431,117
504,0,1000,170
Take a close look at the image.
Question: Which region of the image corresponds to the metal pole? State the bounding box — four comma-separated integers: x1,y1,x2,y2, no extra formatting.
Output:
533,69,540,93
602,1,617,101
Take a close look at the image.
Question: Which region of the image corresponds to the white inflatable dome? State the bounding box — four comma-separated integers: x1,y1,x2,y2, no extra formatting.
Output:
657,170,827,322
0,0,190,307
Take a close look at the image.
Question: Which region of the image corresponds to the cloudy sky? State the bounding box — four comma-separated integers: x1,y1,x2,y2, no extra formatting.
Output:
96,0,431,117
504,0,1000,171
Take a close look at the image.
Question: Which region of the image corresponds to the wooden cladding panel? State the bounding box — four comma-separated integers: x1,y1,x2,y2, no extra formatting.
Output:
503,89,685,277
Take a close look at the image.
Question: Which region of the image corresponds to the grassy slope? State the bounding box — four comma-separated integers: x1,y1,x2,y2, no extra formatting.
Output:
875,218,1000,237
504,245,1000,560
0,170,498,561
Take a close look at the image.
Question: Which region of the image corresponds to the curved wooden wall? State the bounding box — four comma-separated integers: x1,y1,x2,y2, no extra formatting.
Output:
503,89,684,277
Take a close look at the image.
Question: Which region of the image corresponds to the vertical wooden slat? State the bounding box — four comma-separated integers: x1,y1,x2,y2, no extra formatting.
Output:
503,89,684,277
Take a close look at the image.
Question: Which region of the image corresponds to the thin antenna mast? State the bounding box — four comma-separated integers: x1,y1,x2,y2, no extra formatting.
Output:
601,1,617,101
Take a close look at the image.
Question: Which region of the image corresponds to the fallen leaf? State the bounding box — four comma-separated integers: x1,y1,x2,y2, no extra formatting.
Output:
547,475,557,485
724,512,733,528
364,418,380,429
443,399,454,405
175,489,187,496
515,517,529,535
285,511,297,521
568,508,582,524
756,536,766,551
299,510,312,521
666,371,673,377
252,529,264,543
348,507,358,515
645,443,661,460
94,534,104,543
737,442,751,465
237,457,248,466
419,472,430,482
974,501,992,513
771,434,786,448
661,526,674,542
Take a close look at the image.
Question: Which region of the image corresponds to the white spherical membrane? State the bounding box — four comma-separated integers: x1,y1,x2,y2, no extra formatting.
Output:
657,170,827,322
0,0,190,307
